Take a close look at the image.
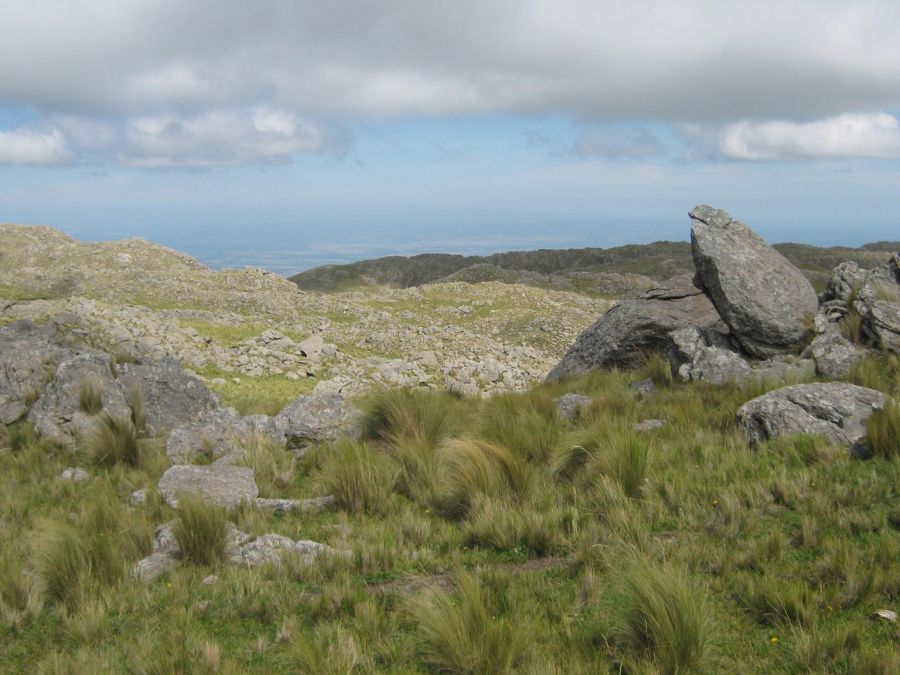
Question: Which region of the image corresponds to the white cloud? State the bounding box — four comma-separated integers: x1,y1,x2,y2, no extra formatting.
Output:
0,128,72,165
720,113,900,160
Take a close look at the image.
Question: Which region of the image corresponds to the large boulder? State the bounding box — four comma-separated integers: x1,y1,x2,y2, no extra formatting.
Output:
116,358,217,437
737,382,887,448
0,321,72,425
808,329,863,378
157,464,258,508
166,407,271,464
690,206,818,357
546,275,725,381
271,393,362,449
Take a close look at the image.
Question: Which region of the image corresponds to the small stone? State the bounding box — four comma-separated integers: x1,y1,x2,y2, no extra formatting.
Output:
872,609,897,623
129,488,148,506
633,418,666,432
202,575,218,586
59,467,89,482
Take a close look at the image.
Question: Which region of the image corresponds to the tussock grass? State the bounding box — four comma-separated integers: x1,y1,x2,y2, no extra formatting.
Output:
288,623,369,674
240,432,296,497
610,559,709,674
408,571,535,673
86,413,141,467
435,437,533,519
78,378,103,415
316,439,398,515
640,351,674,387
865,400,900,459
172,495,227,566
478,391,560,463
361,387,456,448
463,497,560,555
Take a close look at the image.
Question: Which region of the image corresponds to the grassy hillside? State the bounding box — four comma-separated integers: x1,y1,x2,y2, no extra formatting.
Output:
2,354,897,673
291,241,900,296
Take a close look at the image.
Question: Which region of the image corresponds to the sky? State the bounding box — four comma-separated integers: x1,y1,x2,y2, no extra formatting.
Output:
1,1,899,273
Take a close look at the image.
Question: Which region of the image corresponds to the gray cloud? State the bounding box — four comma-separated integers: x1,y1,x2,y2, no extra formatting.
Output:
2,1,899,166
574,128,665,159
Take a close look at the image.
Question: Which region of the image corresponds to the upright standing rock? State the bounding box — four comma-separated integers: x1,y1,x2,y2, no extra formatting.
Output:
690,205,818,357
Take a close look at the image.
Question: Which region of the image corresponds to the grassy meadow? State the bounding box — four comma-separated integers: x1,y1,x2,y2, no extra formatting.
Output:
0,354,898,673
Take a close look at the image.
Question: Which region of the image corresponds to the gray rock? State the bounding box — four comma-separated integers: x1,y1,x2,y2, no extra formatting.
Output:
633,418,666,432
254,495,336,515
117,358,217,437
59,467,89,482
737,382,887,448
547,275,725,381
29,352,131,443
129,488,148,506
157,464,258,508
272,394,362,449
166,407,271,463
234,534,330,567
628,378,656,395
809,329,863,378
554,393,593,422
134,552,175,582
298,334,324,360
0,321,70,425
690,205,818,357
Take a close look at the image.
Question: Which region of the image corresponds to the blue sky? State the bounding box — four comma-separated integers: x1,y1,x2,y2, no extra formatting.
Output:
1,2,899,273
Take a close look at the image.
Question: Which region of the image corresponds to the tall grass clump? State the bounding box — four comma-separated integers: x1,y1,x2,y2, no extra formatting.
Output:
463,498,560,555
841,283,865,343
316,439,398,515
87,413,141,467
240,432,296,497
640,351,674,387
172,495,227,566
610,559,709,673
435,438,533,519
128,385,146,435
78,378,103,415
865,400,900,459
478,391,560,463
361,387,455,448
408,571,535,673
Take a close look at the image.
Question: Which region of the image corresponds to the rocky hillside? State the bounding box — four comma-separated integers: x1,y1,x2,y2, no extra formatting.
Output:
290,238,899,297
0,223,608,403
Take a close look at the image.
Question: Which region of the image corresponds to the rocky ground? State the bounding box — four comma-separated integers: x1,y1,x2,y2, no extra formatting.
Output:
1,223,609,405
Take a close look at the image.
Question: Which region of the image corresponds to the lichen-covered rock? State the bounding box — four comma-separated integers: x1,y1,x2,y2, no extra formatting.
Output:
157,464,258,508
690,205,818,357
271,394,362,449
737,382,887,448
0,321,71,425
116,358,217,437
166,407,271,463
547,275,725,381
809,329,863,378
554,393,593,421
29,352,131,443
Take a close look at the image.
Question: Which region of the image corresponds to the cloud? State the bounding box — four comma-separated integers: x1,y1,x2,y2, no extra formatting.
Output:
574,128,665,159
719,113,900,160
1,1,899,121
0,127,72,165
0,107,336,168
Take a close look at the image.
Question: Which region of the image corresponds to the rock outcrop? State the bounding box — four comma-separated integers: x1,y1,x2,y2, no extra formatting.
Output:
737,382,886,449
690,205,818,357
271,393,362,449
547,275,724,381
157,464,259,508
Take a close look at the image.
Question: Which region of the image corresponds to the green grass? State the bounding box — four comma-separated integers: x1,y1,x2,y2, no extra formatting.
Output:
77,379,104,415
199,368,316,415
172,495,228,566
865,400,900,459
86,413,141,467
1,367,898,672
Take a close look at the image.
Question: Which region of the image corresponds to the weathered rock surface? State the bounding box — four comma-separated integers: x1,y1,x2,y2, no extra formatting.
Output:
554,393,593,421
166,407,271,463
135,521,336,581
271,394,362,449
808,329,863,378
690,205,818,357
157,464,259,508
737,382,887,448
547,275,724,381
824,255,900,353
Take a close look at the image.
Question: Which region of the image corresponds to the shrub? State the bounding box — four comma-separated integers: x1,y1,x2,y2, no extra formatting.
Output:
78,379,103,415
408,571,535,673
240,432,296,497
172,495,227,566
478,391,560,463
611,559,708,673
435,437,533,519
865,401,900,459
317,439,398,515
87,413,141,467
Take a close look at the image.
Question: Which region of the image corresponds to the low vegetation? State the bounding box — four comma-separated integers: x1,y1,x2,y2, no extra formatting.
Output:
1,357,898,673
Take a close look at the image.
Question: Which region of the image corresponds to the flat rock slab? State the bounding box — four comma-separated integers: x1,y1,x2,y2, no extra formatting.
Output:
737,382,887,448
690,205,818,357
157,464,258,508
